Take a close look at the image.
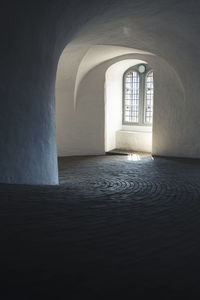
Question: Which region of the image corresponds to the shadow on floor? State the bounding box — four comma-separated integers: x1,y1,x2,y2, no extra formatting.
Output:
1,155,200,298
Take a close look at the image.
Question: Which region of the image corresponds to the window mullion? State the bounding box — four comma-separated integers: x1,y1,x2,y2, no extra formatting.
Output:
123,65,153,126
139,74,144,125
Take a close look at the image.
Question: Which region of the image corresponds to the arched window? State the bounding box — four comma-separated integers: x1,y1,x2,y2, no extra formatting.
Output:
144,71,154,124
124,71,140,123
123,64,154,126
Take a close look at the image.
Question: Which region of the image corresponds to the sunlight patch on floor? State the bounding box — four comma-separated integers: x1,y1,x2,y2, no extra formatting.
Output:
127,154,141,161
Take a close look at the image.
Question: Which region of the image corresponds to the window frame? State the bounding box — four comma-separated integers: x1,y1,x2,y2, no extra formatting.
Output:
122,64,153,126
144,70,154,125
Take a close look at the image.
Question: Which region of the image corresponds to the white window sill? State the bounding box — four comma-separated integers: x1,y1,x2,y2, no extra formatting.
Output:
122,125,152,133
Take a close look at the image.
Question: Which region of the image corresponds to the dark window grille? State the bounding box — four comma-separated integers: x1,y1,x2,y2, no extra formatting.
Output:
124,71,139,123
123,65,154,126
144,71,154,124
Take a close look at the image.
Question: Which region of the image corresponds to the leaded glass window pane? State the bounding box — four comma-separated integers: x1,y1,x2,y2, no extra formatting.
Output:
144,71,154,124
124,71,139,123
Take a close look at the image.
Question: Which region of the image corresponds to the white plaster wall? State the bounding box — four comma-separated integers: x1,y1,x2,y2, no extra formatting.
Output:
56,52,106,156
1,0,199,185
116,131,152,152
56,49,184,158
105,59,149,152
105,73,122,151
55,0,200,160
74,46,152,107
56,47,152,157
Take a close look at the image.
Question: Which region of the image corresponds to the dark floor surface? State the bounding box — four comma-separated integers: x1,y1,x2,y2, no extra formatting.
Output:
1,154,200,298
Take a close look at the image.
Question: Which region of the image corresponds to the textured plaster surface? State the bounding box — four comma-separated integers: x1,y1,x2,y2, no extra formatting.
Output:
56,51,184,156
105,59,148,152
0,0,200,183
56,0,200,161
116,130,152,152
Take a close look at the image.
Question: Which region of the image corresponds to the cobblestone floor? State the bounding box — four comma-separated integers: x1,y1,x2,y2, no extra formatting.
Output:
1,155,200,298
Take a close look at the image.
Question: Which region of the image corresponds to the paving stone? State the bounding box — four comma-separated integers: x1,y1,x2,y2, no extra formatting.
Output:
1,155,200,298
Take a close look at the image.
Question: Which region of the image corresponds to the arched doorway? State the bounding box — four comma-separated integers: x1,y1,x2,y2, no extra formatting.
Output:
56,44,184,161
105,59,153,154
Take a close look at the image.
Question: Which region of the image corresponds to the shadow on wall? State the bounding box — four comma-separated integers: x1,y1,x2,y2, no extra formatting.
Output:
0,1,198,185
56,44,184,158
105,59,153,153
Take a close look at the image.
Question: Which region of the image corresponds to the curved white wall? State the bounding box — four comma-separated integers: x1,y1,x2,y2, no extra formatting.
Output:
56,46,153,156
56,48,185,157
1,1,200,185
55,0,200,162
74,46,153,107
105,59,150,152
